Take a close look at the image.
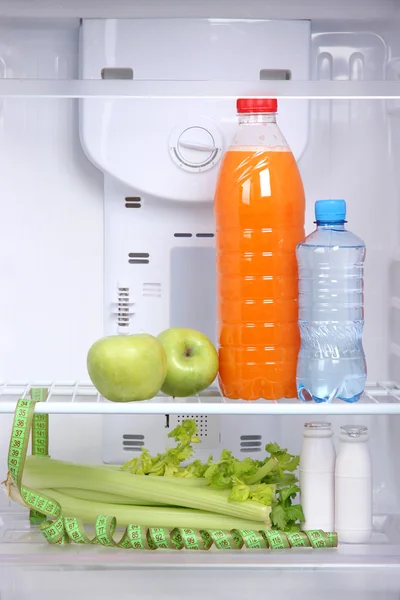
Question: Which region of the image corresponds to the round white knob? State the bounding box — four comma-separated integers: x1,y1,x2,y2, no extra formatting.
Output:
177,127,216,166
169,123,222,172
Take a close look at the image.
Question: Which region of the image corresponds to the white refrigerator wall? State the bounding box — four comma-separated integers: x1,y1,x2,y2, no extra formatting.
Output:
0,13,399,516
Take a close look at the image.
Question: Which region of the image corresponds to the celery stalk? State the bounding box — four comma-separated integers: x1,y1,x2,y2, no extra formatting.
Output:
39,488,166,506
27,457,207,486
38,489,270,530
147,476,208,487
24,456,269,523
245,457,279,485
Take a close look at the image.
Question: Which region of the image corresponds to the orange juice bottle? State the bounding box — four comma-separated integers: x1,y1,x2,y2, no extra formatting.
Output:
214,98,305,400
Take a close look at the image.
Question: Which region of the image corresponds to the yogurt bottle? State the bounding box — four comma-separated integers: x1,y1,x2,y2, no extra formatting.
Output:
335,425,372,543
299,422,336,532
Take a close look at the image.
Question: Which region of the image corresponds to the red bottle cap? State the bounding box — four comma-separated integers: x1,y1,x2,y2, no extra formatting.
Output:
236,98,278,114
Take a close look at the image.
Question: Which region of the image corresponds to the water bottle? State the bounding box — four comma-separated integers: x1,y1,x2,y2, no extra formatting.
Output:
296,199,366,403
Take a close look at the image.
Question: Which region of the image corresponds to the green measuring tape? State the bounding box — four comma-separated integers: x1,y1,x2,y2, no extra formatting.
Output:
7,395,338,550
29,388,49,523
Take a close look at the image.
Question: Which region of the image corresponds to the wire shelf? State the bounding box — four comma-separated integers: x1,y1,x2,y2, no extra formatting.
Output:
0,381,399,414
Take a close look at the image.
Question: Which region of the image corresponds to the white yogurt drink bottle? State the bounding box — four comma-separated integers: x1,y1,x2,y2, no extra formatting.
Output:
335,425,372,543
299,422,336,531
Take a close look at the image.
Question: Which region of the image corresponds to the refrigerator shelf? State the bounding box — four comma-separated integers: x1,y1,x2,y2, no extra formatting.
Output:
0,79,398,99
0,512,400,584
0,381,400,415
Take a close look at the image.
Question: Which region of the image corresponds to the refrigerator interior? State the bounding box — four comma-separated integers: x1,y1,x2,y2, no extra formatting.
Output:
0,0,400,598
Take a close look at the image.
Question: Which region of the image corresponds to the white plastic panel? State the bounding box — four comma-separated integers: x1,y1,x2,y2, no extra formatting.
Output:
80,18,310,201
102,414,167,464
103,177,216,338
0,22,103,384
103,413,220,464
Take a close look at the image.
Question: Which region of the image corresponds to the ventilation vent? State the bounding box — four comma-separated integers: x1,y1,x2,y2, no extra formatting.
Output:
177,415,208,438
102,67,134,80
125,197,141,208
122,434,145,452
240,435,262,453
128,252,149,265
116,286,132,328
142,282,161,298
173,233,215,238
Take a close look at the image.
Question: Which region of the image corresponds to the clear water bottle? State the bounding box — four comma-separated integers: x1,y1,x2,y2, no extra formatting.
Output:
296,199,367,403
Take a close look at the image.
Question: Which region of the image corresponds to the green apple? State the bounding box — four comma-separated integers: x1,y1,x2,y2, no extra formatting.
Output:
87,334,167,402
157,328,219,397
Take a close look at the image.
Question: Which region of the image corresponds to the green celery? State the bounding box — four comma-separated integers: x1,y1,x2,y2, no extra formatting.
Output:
244,457,279,485
23,456,270,523
36,489,270,530
39,488,165,506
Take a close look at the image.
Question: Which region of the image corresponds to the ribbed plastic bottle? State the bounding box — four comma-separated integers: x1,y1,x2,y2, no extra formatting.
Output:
296,199,367,403
214,98,305,400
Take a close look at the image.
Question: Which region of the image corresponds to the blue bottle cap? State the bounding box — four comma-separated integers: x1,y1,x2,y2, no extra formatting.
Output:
315,199,346,223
